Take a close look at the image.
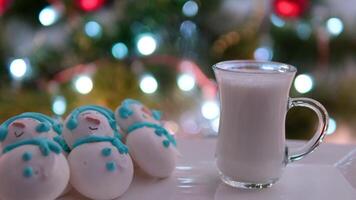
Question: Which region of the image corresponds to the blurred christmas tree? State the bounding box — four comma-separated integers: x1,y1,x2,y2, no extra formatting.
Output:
0,0,355,141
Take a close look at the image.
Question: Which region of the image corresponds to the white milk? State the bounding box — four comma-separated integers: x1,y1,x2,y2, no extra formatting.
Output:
215,70,295,183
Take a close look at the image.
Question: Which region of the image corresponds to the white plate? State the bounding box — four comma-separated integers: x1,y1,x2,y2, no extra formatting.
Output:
60,139,356,200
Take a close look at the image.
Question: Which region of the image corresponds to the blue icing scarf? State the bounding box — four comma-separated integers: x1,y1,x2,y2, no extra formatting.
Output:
53,136,71,154
127,122,177,148
2,138,62,156
72,135,129,154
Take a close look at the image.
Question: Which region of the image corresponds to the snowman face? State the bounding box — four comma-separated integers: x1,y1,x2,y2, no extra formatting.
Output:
63,111,115,148
2,118,56,148
116,103,161,131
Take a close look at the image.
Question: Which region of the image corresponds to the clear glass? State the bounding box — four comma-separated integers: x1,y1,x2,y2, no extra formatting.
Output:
213,60,329,189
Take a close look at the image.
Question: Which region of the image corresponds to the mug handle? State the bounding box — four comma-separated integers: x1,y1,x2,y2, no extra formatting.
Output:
286,97,329,163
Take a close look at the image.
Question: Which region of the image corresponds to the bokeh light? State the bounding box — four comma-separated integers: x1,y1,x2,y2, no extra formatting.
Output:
136,33,157,56
77,0,105,12
326,17,344,36
39,6,59,26
270,14,285,28
111,42,128,59
139,74,158,94
201,101,220,120
180,20,197,38
9,58,28,79
327,117,337,135
294,74,313,94
254,46,273,61
52,96,67,115
84,21,102,38
177,73,195,91
74,75,93,94
296,22,312,40
211,117,220,133
181,117,200,134
182,0,199,17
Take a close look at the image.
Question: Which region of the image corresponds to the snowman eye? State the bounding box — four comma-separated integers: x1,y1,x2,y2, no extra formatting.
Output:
14,131,25,138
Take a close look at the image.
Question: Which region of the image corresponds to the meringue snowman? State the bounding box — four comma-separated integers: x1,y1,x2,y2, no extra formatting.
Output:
0,112,70,200
115,99,177,178
62,105,133,200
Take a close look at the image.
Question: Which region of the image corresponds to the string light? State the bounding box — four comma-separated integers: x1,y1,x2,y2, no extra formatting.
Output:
77,0,105,12
211,117,220,133
111,42,128,59
326,118,337,135
180,20,197,38
39,6,59,26
296,22,312,40
74,75,93,94
201,101,220,120
177,73,195,91
294,74,313,94
136,33,157,56
139,74,158,94
84,21,102,38
326,17,344,36
270,14,285,28
254,46,273,61
9,58,29,79
52,96,67,115
182,0,199,17
181,117,200,134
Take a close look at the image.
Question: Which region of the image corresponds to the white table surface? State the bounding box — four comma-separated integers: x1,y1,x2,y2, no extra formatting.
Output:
60,139,356,200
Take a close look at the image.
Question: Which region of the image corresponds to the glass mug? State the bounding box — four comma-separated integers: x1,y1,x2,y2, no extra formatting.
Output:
213,60,328,189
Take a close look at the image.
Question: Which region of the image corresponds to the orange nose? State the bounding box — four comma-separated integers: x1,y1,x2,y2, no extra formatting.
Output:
85,116,101,125
141,106,152,116
12,122,26,128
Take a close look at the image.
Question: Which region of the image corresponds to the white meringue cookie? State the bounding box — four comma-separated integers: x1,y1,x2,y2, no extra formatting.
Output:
115,99,177,178
68,142,133,200
62,105,134,199
0,145,70,200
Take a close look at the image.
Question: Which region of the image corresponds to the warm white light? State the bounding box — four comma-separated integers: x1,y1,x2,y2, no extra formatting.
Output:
52,96,66,115
85,21,102,38
74,75,93,94
139,74,158,94
211,117,220,133
177,73,195,91
39,6,59,26
137,34,157,56
201,101,220,120
9,58,28,79
111,42,128,59
270,14,285,28
326,17,343,36
182,0,199,17
326,118,337,135
294,74,313,94
254,46,273,61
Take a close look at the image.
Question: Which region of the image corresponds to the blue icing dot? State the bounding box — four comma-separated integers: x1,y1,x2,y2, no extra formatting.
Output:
155,129,163,136
106,161,117,172
22,152,32,162
23,166,33,178
101,148,112,157
162,140,170,148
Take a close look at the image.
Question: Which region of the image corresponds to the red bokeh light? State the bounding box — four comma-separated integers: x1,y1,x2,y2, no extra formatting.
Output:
0,0,8,15
77,0,105,12
273,0,308,19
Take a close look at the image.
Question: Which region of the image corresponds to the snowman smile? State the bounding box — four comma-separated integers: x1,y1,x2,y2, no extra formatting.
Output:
89,126,98,131
14,131,24,138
